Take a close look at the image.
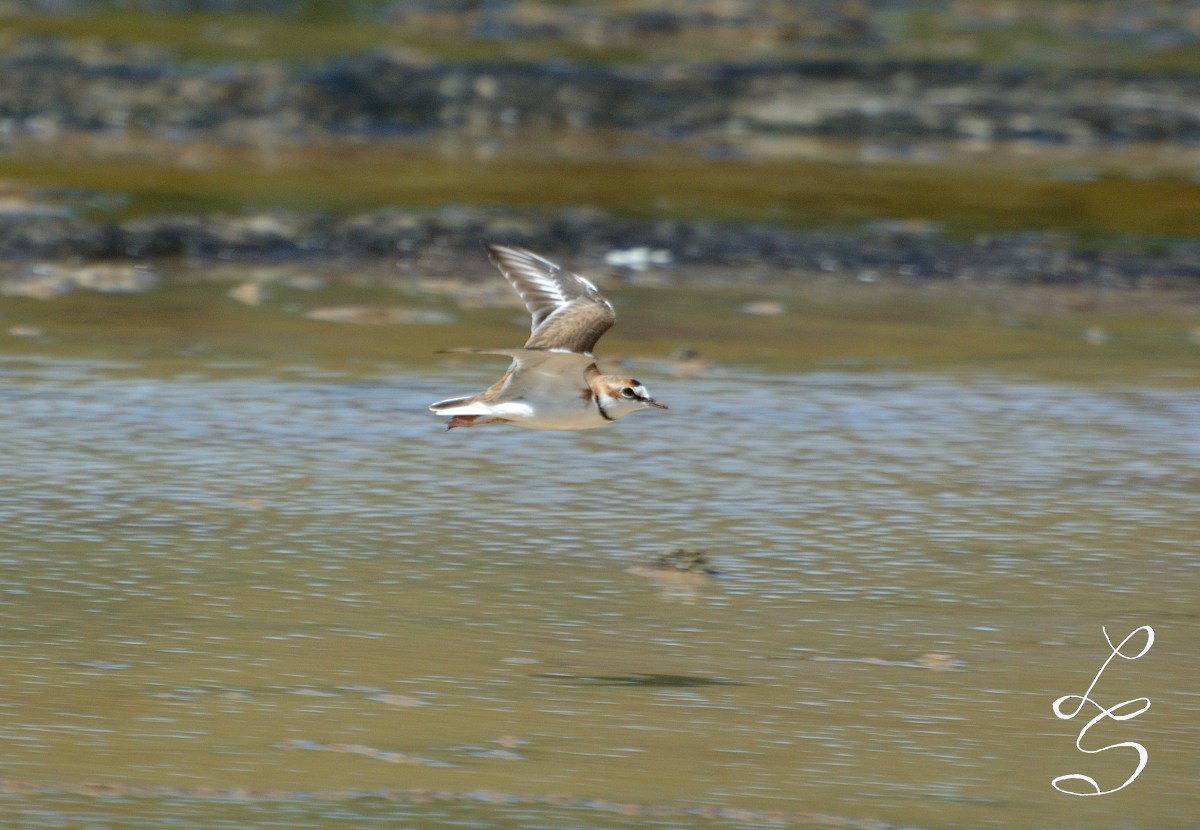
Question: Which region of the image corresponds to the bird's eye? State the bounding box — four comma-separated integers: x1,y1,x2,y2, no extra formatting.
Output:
620,387,637,399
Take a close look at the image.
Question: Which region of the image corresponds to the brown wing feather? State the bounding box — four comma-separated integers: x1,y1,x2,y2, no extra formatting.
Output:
523,302,615,353
484,242,616,353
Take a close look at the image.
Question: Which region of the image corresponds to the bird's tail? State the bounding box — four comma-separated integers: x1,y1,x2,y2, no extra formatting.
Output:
429,395,474,412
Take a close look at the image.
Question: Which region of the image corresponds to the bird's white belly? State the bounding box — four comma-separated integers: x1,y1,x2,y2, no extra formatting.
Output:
492,395,607,429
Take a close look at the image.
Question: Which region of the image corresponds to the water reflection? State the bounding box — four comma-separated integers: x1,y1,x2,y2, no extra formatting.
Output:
0,356,1196,828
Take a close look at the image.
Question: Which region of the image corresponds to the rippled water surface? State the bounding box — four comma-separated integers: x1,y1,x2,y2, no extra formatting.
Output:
1,355,1197,829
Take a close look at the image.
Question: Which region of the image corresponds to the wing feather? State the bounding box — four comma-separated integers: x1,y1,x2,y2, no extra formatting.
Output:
484,243,616,353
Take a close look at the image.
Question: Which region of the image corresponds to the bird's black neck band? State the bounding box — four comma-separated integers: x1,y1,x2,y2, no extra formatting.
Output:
595,394,614,421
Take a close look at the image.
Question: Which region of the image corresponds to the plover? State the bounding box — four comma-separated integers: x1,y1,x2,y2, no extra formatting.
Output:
430,243,667,430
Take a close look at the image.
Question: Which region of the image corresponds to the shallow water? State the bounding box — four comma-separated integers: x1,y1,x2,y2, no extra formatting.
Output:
1,354,1197,828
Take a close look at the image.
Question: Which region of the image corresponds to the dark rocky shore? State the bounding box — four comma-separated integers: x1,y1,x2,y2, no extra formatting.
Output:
2,37,1199,145
3,206,1200,290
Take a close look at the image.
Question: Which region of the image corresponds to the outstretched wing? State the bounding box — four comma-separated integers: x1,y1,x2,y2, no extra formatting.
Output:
484,243,616,354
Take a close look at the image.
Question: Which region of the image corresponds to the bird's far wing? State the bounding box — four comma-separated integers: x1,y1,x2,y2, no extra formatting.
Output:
522,301,615,353
484,243,615,352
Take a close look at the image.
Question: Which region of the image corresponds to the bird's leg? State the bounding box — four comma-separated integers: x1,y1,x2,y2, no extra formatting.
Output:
446,415,509,429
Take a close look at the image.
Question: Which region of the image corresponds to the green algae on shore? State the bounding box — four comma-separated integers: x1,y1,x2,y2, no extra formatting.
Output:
2,150,1199,239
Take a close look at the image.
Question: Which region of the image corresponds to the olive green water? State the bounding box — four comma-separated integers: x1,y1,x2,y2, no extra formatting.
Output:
1,279,1198,829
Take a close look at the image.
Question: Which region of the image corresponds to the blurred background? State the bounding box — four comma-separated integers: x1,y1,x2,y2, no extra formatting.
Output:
1,4,1198,830
0,0,1198,374
0,0,1195,367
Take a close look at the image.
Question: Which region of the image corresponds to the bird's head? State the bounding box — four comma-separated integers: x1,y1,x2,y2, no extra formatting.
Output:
595,376,668,420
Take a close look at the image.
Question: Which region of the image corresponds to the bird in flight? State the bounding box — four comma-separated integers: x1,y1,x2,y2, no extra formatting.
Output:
430,243,668,430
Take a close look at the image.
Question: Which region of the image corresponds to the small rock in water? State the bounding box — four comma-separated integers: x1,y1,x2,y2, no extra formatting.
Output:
604,246,673,271
628,547,721,600
305,306,453,325
369,693,428,708
0,263,157,298
8,325,44,338
739,300,785,316
228,281,268,306
71,263,158,293
917,653,965,671
666,347,713,377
